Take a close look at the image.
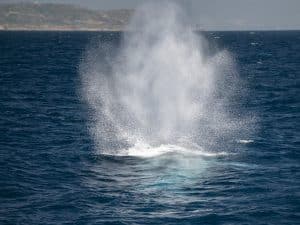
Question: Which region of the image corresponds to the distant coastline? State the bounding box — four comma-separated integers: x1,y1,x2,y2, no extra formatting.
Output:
0,27,124,31
0,3,299,32
0,3,132,31
1,28,299,32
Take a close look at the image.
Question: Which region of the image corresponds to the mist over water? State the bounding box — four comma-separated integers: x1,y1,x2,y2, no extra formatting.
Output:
81,2,252,156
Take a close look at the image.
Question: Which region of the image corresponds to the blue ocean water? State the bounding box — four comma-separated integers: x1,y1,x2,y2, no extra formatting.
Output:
0,31,299,224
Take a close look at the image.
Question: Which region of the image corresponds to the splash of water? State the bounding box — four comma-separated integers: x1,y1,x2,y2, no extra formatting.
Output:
80,2,251,157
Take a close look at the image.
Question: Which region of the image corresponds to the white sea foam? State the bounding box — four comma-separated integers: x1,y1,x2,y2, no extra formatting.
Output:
110,141,229,158
80,2,253,157
237,139,254,144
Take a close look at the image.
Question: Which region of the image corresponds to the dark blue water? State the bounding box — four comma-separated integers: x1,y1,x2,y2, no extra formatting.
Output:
1,31,299,224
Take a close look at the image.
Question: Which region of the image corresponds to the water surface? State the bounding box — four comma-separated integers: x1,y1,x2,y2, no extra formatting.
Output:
0,31,299,224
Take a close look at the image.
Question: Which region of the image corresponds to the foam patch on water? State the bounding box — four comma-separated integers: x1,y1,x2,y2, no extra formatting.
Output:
102,141,228,158
237,139,254,144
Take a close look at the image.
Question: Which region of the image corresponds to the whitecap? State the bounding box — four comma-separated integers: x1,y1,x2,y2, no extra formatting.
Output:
108,141,229,158
237,139,254,144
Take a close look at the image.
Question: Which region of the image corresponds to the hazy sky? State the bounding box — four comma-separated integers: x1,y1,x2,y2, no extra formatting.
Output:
2,0,300,30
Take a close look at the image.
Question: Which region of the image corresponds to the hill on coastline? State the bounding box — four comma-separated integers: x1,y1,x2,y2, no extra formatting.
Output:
0,3,133,31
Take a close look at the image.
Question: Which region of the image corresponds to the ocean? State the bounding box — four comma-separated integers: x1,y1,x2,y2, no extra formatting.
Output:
0,30,299,224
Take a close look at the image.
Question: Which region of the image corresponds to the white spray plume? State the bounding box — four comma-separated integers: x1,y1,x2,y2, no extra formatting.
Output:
80,2,252,155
